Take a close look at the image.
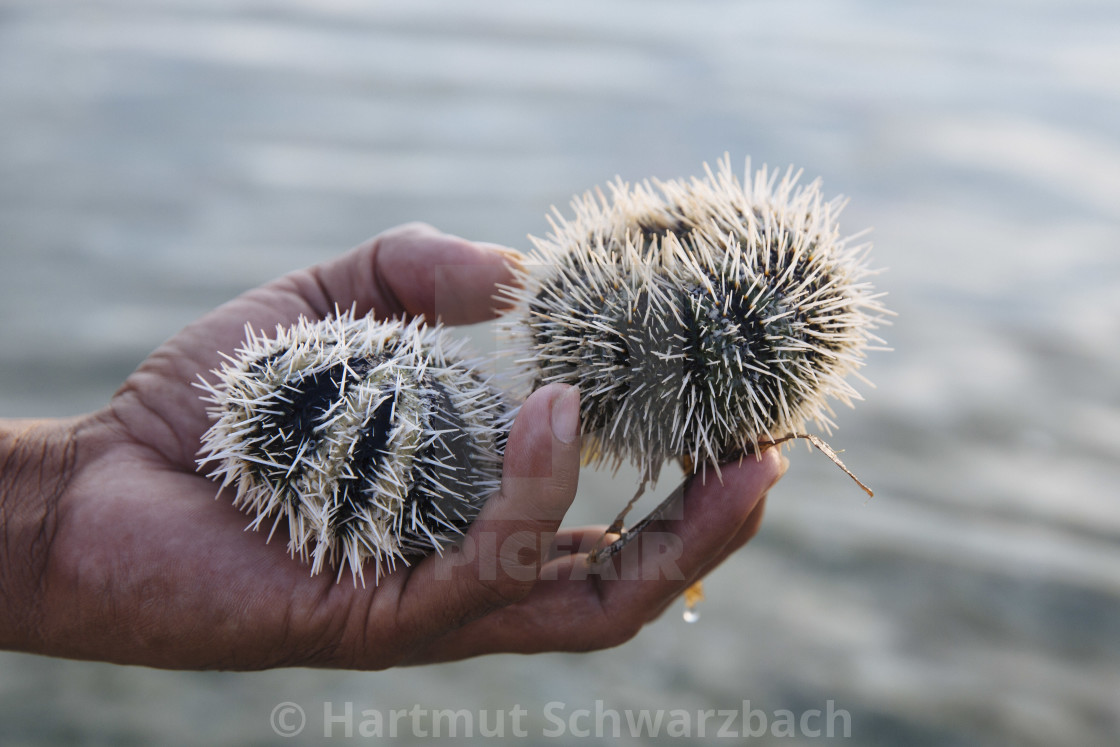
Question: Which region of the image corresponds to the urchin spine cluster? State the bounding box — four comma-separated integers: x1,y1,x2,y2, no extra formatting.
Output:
197,313,509,584
505,156,888,484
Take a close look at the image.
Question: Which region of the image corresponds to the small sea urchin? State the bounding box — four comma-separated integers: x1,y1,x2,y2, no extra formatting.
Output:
197,312,509,583
506,157,887,487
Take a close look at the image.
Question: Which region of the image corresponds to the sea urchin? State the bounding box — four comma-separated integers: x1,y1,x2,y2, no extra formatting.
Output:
506,157,888,489
197,312,509,584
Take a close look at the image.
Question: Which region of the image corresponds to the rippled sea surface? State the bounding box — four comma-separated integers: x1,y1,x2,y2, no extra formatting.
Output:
2,1,1118,744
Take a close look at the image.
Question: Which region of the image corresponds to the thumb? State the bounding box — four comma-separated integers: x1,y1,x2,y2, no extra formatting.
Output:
399,384,581,632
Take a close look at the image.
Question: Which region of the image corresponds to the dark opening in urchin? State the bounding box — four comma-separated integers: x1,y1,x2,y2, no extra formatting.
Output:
330,388,398,540
243,361,355,484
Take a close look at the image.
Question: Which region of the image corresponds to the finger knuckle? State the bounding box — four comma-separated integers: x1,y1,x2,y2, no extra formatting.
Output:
469,574,535,612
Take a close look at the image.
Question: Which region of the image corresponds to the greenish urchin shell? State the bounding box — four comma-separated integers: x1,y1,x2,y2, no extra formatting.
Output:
197,313,509,583
507,157,888,483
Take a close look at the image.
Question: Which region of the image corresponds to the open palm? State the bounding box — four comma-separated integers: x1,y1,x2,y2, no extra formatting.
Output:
27,224,784,670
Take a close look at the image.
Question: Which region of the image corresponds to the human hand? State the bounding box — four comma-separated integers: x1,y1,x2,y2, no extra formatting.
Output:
0,223,786,669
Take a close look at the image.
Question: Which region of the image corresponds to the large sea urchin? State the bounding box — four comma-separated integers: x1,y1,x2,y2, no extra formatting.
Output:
506,157,887,486
197,312,509,583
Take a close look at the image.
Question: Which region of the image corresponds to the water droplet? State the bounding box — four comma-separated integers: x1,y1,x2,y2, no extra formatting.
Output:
683,608,700,623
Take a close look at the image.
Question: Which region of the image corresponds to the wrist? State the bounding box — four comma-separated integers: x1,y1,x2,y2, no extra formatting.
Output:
0,418,77,652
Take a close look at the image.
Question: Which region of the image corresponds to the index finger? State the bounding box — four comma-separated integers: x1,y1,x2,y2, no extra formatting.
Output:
309,222,523,325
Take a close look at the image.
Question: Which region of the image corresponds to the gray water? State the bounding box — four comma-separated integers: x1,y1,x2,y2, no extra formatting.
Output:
2,0,1118,744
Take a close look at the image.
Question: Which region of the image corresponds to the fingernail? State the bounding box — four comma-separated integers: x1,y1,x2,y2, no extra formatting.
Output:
482,244,525,270
768,452,791,490
550,385,580,444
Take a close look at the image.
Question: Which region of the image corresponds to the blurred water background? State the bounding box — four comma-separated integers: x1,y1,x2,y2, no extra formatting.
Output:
2,0,1118,744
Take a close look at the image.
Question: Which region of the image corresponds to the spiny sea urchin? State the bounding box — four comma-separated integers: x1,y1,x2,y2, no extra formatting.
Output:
505,156,888,487
197,312,509,584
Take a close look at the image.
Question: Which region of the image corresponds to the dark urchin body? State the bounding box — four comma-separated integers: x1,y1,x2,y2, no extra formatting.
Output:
507,157,887,484
197,313,509,583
